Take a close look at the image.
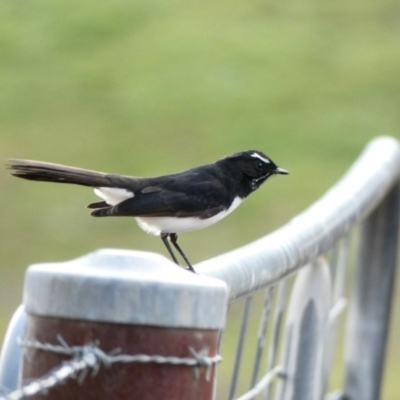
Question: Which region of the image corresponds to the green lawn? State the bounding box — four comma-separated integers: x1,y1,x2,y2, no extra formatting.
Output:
1,0,400,397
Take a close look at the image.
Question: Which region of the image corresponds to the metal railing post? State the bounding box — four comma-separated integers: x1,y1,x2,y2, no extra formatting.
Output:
343,182,400,400
20,249,229,400
275,258,332,400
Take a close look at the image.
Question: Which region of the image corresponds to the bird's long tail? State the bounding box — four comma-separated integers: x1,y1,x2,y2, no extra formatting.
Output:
7,159,121,188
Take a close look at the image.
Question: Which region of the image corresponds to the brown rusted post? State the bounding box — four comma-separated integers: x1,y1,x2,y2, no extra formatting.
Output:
21,249,228,400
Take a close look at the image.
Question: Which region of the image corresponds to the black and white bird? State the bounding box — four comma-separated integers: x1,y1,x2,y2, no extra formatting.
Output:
7,151,288,273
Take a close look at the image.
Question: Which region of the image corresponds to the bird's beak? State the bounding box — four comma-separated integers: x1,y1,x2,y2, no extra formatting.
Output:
274,167,289,175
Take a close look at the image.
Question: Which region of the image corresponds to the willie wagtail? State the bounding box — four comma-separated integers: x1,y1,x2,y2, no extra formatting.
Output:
7,151,288,273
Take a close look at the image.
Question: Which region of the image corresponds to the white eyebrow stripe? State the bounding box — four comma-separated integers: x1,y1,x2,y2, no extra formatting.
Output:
251,153,270,163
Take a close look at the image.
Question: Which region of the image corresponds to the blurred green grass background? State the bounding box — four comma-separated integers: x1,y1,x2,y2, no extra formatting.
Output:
1,0,400,397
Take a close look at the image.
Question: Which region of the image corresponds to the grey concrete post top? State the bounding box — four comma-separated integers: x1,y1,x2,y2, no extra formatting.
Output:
23,249,229,330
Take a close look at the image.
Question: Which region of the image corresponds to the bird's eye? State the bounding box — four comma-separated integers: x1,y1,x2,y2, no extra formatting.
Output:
257,162,264,170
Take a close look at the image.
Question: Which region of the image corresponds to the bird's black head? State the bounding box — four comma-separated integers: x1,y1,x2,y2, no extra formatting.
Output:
219,150,288,197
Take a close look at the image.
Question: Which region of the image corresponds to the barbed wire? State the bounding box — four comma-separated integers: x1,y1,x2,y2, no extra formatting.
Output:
0,336,222,400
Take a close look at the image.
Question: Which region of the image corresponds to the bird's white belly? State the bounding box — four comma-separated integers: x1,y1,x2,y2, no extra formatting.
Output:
135,197,243,236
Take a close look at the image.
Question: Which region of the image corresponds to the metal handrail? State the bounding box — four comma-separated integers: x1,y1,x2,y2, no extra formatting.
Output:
197,136,400,300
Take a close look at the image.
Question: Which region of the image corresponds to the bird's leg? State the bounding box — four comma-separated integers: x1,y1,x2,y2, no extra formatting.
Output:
161,233,180,266
169,233,197,273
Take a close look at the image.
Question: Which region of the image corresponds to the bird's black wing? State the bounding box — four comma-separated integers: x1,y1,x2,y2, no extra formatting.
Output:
90,182,227,220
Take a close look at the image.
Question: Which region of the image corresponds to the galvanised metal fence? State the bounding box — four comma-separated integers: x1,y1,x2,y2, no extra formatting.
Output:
0,136,399,400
